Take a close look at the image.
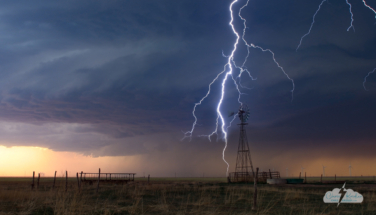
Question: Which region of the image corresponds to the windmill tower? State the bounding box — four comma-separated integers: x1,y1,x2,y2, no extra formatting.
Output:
230,104,255,182
349,163,352,176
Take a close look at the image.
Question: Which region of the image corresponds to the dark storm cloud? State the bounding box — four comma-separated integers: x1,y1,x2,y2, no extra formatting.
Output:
0,0,375,175
245,95,376,145
0,1,229,118
0,0,235,158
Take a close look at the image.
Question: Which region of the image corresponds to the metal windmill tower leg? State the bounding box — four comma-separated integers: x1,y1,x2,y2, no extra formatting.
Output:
227,104,255,183
234,122,254,182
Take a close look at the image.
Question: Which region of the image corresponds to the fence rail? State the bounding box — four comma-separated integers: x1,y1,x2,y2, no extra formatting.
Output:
258,171,280,180
228,171,280,183
80,173,136,182
294,175,376,183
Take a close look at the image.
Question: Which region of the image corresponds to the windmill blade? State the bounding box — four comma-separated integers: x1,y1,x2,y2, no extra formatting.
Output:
228,111,236,117
238,104,250,122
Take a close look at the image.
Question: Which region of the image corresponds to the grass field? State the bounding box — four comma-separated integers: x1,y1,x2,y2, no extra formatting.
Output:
0,177,375,214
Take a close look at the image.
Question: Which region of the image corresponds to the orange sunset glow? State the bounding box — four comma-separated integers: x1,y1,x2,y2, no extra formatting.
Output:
0,146,141,177
1,145,376,178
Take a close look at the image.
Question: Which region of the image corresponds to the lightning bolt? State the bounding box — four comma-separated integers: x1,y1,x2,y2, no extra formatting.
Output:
346,0,355,32
361,1,376,90
362,0,376,18
338,182,347,207
297,0,359,51
296,0,327,51
236,0,294,97
363,68,376,90
295,0,376,90
183,0,294,176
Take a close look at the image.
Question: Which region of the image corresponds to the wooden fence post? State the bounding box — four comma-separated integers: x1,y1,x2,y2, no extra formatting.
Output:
97,168,100,193
37,173,40,189
269,169,272,179
321,174,322,183
53,171,57,189
252,167,259,211
335,174,336,183
76,172,80,191
65,171,68,192
31,171,35,190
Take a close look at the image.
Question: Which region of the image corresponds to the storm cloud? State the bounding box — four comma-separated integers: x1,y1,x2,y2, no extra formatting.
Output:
0,0,375,176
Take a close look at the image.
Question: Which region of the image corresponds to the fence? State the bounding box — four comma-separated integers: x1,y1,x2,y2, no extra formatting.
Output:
258,171,280,181
297,175,376,184
228,171,280,183
30,170,137,192
80,172,136,183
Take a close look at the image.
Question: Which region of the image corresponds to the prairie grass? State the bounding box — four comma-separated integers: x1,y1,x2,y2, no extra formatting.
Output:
0,178,375,214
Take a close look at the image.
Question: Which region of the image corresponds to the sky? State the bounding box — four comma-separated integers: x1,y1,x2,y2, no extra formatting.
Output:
0,0,376,177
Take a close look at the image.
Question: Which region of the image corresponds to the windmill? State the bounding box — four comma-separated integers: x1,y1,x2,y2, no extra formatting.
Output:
349,163,352,176
228,104,254,182
322,165,327,177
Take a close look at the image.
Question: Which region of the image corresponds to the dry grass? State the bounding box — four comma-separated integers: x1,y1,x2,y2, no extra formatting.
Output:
0,179,375,214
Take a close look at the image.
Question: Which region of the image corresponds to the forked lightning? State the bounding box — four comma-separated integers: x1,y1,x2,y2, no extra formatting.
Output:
183,0,294,176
